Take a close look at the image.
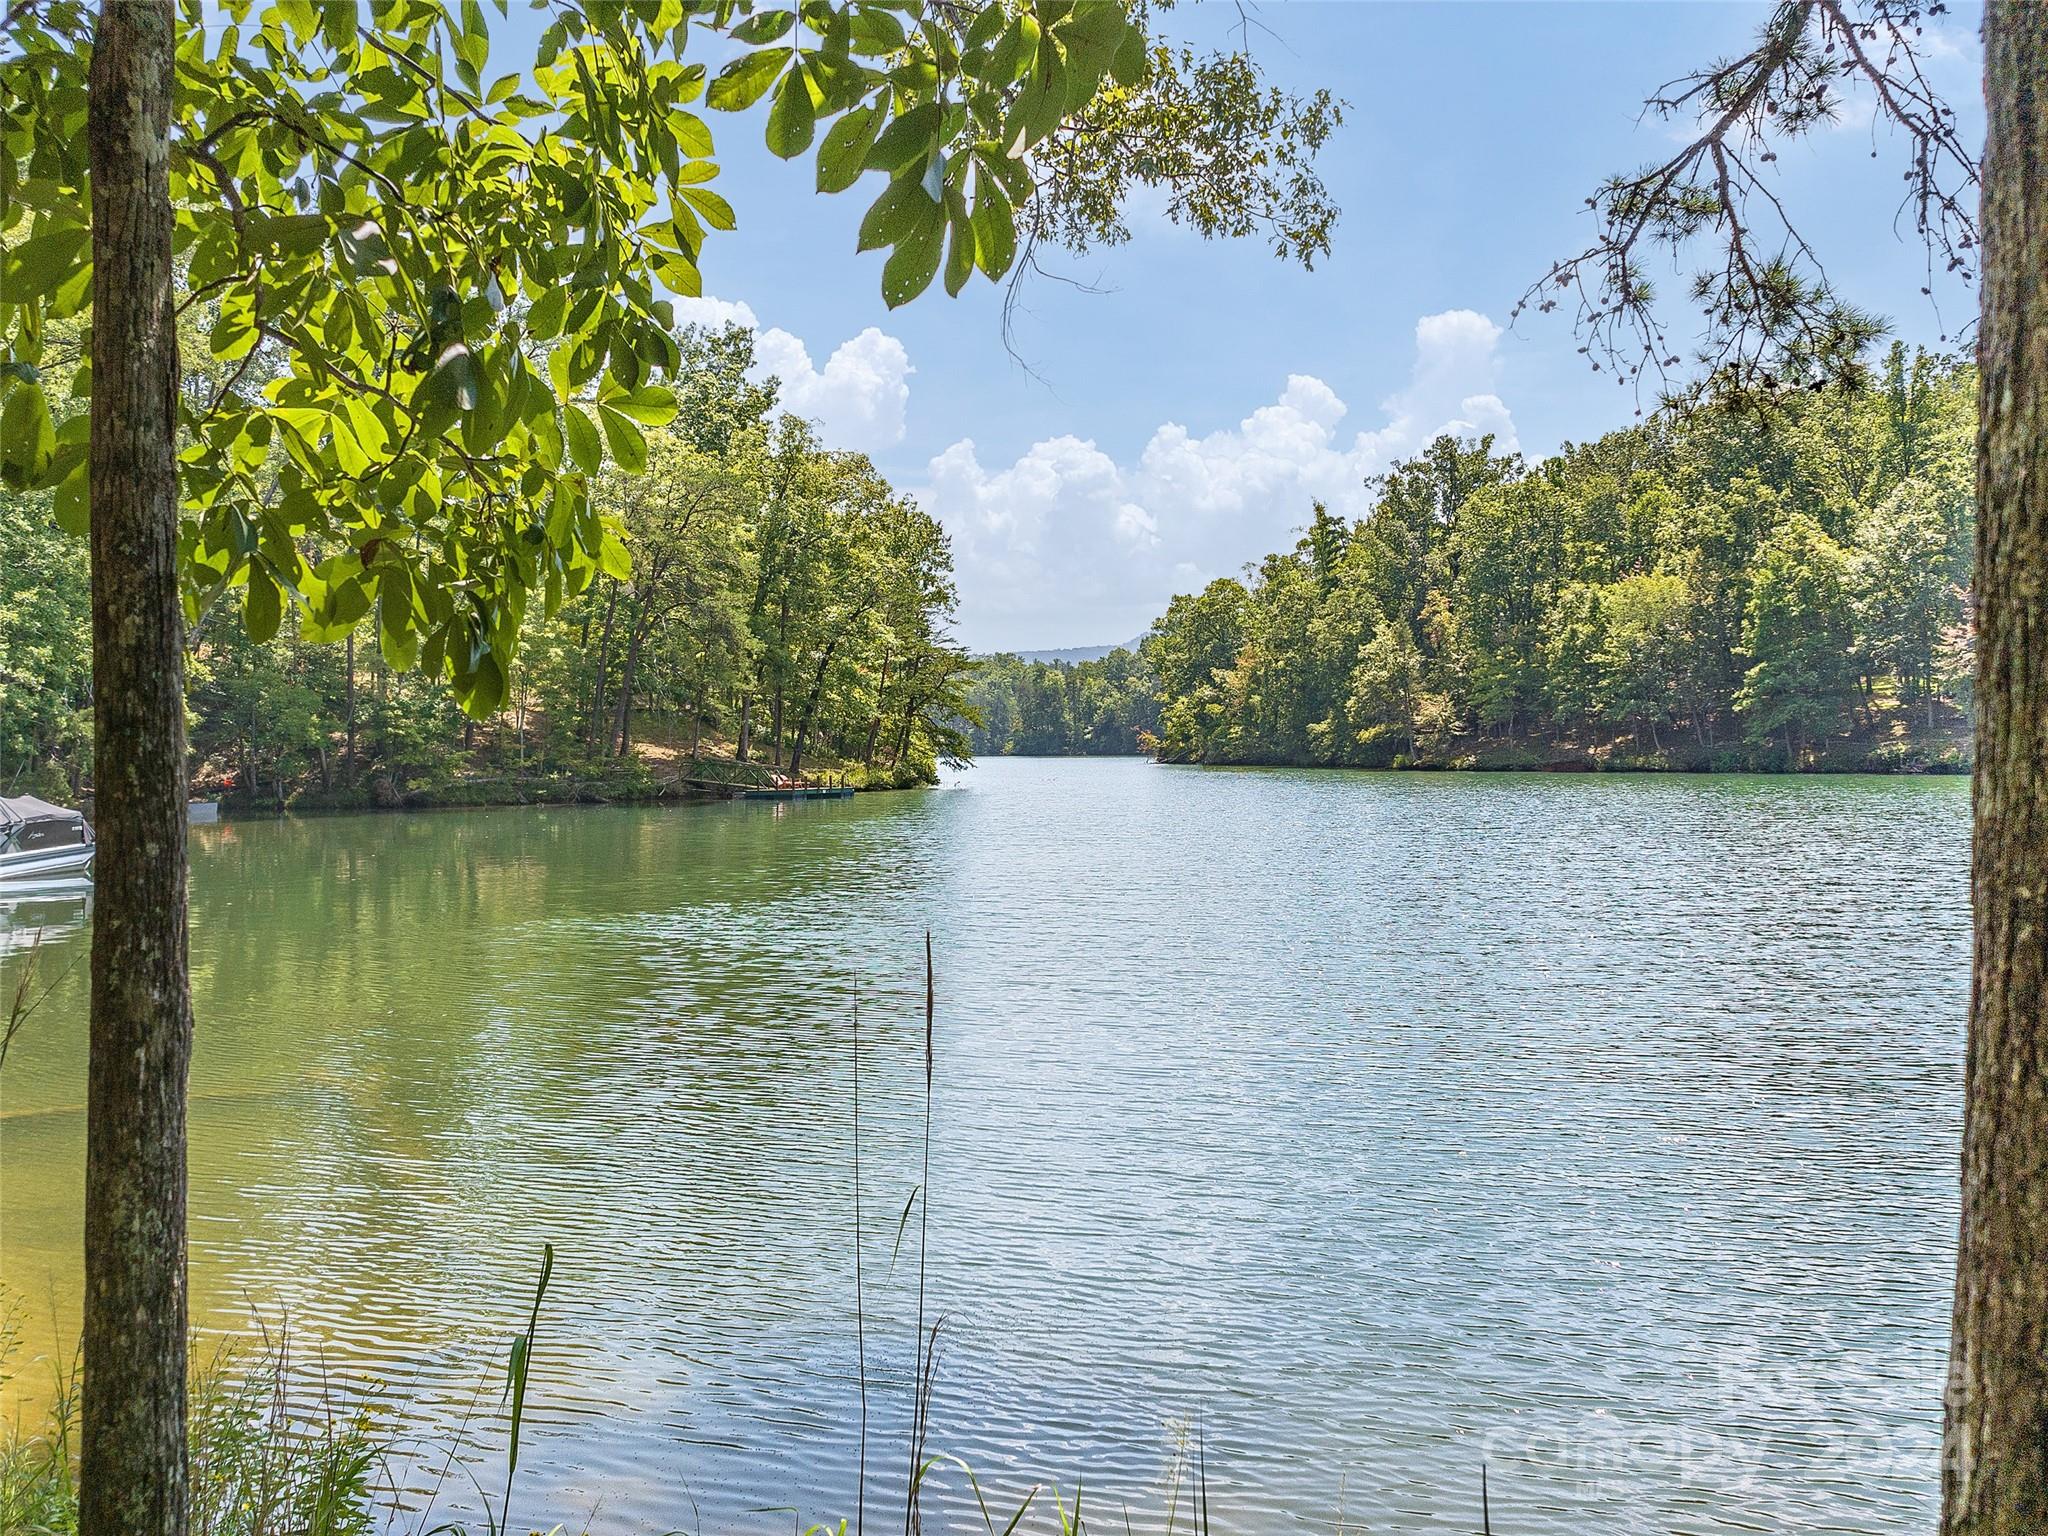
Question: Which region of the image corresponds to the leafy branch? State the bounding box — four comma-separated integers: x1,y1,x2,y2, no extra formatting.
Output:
1518,0,1977,409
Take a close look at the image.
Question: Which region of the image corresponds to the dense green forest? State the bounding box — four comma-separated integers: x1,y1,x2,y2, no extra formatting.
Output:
963,649,1158,755
3,341,1979,793
1146,345,1972,771
0,324,973,806
968,346,1972,773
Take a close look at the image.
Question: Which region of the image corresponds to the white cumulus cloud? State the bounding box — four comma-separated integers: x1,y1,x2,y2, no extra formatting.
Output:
672,296,913,455
921,309,1520,651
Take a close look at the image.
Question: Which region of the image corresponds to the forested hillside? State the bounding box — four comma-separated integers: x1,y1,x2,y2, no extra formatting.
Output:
3,340,1978,793
0,325,973,806
1147,346,1975,772
963,649,1157,756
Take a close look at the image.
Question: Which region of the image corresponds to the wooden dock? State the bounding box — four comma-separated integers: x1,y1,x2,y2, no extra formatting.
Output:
674,758,855,802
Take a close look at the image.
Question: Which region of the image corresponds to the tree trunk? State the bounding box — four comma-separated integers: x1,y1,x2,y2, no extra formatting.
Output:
864,657,889,766
588,580,619,752
80,6,192,1536
1943,11,2048,1534
737,693,753,761
613,607,646,758
344,629,356,787
786,641,839,782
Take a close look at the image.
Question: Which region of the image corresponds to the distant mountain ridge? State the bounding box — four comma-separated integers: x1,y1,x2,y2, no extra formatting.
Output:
992,638,1146,664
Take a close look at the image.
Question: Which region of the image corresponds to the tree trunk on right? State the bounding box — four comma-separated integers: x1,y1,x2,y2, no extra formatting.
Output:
1942,8,2048,1534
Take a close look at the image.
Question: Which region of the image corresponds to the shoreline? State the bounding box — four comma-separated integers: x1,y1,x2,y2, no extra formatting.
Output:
202,762,937,821
978,747,1972,776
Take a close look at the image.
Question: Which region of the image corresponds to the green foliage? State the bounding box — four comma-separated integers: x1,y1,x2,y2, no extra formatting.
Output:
0,1340,378,1536
1734,514,1858,752
0,0,1340,723
0,488,89,793
964,647,1157,755
1148,347,1976,770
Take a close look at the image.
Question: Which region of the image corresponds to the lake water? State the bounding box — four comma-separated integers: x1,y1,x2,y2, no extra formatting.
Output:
0,759,1970,1535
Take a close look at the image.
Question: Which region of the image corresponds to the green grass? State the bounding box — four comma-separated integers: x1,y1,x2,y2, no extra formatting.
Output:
1,1336,379,1536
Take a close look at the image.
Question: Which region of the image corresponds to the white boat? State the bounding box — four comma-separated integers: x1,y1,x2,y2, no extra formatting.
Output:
0,795,95,881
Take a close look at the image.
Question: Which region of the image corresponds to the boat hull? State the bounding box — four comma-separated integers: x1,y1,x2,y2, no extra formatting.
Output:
0,844,96,881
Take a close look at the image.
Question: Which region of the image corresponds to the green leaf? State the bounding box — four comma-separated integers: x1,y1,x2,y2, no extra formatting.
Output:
679,186,737,232
943,196,975,297
3,224,90,300
816,102,882,192
1110,24,1150,87
52,459,88,536
528,286,569,341
597,527,633,581
972,175,1017,280
208,289,259,362
849,6,907,53
378,577,420,672
765,61,817,158
706,47,791,111
563,404,602,473
245,563,283,644
418,342,480,413
326,574,371,626
865,102,939,174
731,8,794,44
595,404,647,471
336,218,397,277
1056,2,1127,101
0,379,56,489
460,651,507,718
881,217,946,309
988,12,1040,83
964,3,1006,55
599,383,679,425
856,174,932,254
249,212,329,259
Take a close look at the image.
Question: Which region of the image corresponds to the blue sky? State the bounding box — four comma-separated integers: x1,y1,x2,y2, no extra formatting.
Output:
509,2,1987,651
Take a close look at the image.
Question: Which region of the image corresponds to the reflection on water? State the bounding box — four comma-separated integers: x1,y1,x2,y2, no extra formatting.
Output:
0,881,92,962
0,762,1968,1535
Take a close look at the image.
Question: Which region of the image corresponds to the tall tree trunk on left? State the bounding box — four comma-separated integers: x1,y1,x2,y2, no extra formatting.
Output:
1943,8,2048,1534
79,5,192,1536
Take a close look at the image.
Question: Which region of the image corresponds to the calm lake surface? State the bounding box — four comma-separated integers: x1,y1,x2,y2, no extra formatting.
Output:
0,759,1969,1535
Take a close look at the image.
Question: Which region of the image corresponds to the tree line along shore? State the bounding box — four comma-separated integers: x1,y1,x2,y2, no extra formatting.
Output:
1,344,1980,805
1,324,974,812
968,345,1975,776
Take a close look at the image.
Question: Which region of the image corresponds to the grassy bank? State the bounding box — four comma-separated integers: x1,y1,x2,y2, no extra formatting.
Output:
1,1345,378,1536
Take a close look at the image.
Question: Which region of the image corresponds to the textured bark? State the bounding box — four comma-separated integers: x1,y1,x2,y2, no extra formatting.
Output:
1943,10,2048,1534
80,4,192,1536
